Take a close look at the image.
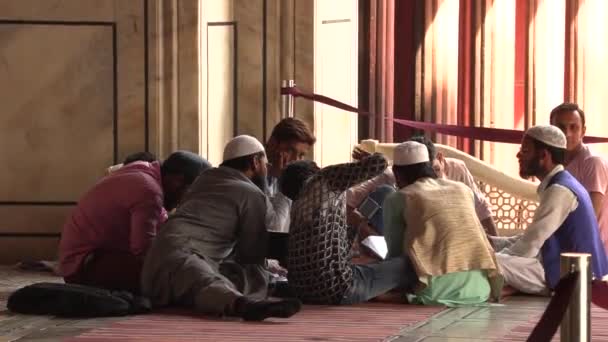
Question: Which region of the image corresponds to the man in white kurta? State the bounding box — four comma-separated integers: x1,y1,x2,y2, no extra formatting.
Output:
489,165,576,294
490,125,608,294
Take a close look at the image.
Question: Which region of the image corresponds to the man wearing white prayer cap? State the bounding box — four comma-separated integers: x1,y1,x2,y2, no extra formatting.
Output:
142,135,302,321
382,141,502,305
347,135,498,240
489,125,608,294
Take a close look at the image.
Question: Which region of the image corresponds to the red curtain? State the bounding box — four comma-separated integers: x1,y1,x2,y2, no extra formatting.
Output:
367,0,395,142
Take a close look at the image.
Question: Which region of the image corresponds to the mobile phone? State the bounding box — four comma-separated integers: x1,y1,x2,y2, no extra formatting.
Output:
358,196,381,220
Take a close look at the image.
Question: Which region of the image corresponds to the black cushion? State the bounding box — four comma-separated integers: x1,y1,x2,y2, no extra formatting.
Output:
7,282,151,317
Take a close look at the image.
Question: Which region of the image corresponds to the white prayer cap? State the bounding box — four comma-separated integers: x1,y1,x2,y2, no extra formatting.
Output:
525,125,567,149
223,135,265,162
393,141,430,166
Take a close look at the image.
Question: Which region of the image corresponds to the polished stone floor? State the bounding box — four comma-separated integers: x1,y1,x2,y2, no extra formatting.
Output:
0,266,558,341
387,296,549,341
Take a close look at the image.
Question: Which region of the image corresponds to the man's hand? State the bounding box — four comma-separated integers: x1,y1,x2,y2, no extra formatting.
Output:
268,148,289,178
267,259,288,276
480,217,499,237
486,233,496,250
352,147,371,161
347,206,366,227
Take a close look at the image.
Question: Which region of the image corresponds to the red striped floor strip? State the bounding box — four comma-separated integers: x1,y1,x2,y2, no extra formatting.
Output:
69,303,444,342
498,304,608,341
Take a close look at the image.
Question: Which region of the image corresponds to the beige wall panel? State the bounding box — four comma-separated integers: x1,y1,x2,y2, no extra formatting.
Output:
0,0,114,22
235,0,264,140
177,0,201,154
265,0,282,140
0,207,73,234
149,0,179,158
0,238,60,264
0,0,149,263
200,0,235,165
294,0,315,155
115,0,147,161
206,26,236,165
140,0,201,159
313,0,358,166
0,24,114,201
201,0,234,21
146,0,163,157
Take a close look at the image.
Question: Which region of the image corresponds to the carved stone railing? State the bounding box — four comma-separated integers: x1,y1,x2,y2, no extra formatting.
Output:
358,139,539,236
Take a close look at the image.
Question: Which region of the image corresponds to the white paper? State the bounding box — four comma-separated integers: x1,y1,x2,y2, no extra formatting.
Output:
361,236,388,259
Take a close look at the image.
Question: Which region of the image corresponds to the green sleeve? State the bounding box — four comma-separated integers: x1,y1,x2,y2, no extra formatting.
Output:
383,191,406,258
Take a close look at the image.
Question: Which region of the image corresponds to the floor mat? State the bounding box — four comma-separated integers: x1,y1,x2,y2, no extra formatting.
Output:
69,303,445,342
498,304,608,341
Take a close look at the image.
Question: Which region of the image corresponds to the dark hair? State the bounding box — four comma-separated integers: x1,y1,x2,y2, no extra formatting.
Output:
550,102,586,127
161,151,212,184
269,118,316,145
220,151,265,172
393,162,438,186
123,151,157,165
531,138,566,165
279,160,320,201
408,135,437,161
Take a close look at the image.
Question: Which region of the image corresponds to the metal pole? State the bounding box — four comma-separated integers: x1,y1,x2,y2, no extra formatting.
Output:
287,80,295,118
281,80,288,118
560,252,591,342
280,80,295,119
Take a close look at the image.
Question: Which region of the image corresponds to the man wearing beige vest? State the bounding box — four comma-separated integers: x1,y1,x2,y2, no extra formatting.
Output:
383,141,502,305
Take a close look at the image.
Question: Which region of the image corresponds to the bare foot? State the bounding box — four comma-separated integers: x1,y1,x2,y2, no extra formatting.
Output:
501,285,520,298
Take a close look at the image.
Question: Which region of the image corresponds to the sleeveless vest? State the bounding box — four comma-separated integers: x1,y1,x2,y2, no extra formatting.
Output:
400,178,502,300
542,170,608,288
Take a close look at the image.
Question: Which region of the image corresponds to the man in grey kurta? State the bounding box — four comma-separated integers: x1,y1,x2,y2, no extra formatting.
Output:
141,135,301,321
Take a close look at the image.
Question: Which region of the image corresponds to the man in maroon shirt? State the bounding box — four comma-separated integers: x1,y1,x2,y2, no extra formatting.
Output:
59,151,211,293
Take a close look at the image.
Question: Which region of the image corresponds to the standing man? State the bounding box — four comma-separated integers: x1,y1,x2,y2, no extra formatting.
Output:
60,151,211,293
265,118,316,232
491,125,608,294
550,102,608,249
141,135,301,321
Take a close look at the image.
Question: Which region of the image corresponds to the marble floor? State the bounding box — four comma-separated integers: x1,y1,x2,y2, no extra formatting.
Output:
387,296,549,341
0,266,556,341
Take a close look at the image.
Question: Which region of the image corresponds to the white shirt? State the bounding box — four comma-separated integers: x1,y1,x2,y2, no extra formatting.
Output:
498,165,578,258
265,177,292,233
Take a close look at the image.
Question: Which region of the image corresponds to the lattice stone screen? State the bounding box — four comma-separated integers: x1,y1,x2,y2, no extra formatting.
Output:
478,181,538,235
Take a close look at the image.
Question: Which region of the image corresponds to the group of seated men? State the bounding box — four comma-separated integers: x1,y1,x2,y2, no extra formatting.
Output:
57,102,608,321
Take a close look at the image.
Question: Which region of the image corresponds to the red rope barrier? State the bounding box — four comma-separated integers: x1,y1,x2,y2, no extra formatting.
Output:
281,86,608,144
527,272,579,342
592,280,608,309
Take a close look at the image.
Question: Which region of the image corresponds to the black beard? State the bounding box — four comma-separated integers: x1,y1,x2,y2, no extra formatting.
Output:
519,155,543,179
251,173,268,193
